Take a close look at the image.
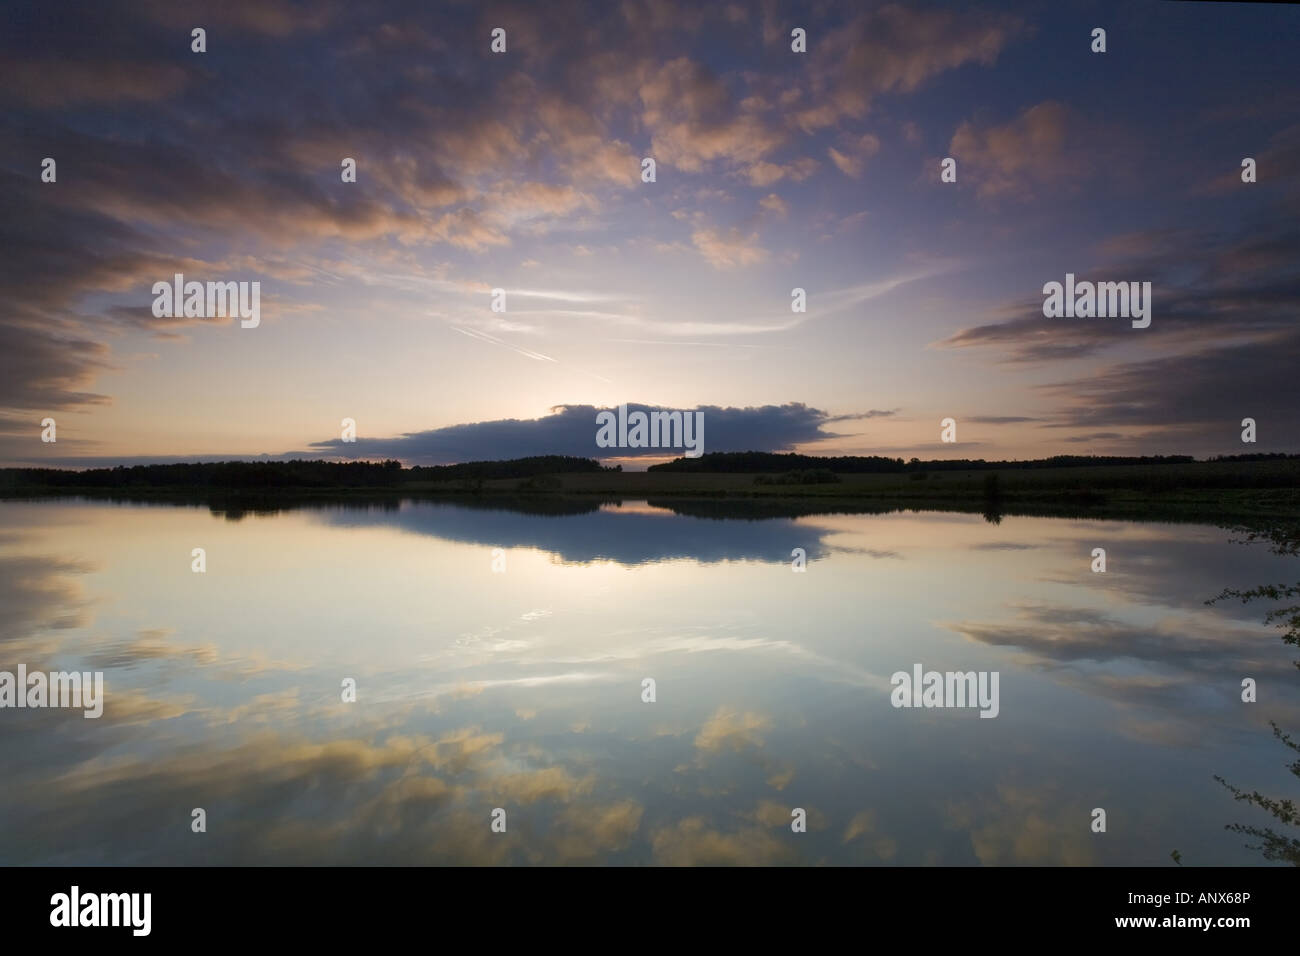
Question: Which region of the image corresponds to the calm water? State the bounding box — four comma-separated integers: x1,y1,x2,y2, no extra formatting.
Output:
2,497,1297,865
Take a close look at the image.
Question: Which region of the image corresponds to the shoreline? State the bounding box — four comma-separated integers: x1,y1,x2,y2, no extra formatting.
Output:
4,458,1298,524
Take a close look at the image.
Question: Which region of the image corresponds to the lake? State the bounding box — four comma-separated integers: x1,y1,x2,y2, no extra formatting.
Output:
2,497,1297,865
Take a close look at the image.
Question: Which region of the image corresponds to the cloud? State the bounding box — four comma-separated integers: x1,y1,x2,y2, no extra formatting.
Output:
639,57,786,173
690,225,768,269
1036,328,1300,447
488,182,596,226
0,319,112,412
936,221,1300,408
535,94,641,186
6,0,883,456
931,219,1300,449
3,0,1288,469
827,147,858,178
947,101,1080,200
841,408,899,420
827,134,880,179
793,4,1022,131
305,401,851,464
815,266,953,317
743,157,818,187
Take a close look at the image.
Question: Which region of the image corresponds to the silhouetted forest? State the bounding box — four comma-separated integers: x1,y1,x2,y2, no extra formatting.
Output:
0,456,615,491
649,451,1299,474
3,452,1298,495
408,456,615,480
0,459,405,490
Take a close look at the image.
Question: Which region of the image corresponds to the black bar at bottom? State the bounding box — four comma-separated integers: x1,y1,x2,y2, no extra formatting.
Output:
0,866,1286,942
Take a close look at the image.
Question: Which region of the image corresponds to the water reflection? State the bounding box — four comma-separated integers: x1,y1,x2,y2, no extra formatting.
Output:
318,499,863,566
0,499,1296,865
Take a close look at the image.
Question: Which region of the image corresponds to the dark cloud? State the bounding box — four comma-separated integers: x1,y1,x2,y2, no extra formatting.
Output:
934,219,1300,450
938,223,1300,364
1037,327,1300,447
831,408,899,421
306,402,847,464
0,318,112,411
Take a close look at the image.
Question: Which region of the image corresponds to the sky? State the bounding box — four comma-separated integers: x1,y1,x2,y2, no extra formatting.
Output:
1,0,1297,468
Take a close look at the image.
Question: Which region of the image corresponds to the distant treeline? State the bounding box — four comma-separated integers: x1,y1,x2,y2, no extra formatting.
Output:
0,455,616,491
1205,453,1300,463
0,459,406,490
648,451,1299,474
4,452,1299,493
408,456,615,480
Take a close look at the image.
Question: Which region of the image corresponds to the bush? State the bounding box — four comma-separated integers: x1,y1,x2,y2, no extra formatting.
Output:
754,469,841,486
518,474,562,491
